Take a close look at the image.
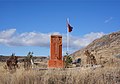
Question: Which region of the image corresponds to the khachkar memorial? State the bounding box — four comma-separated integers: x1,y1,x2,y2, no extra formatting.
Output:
48,35,64,68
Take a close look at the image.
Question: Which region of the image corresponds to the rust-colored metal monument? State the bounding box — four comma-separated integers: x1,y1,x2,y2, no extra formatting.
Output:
48,35,64,68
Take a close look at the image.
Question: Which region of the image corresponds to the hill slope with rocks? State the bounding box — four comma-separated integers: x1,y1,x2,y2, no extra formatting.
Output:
70,31,120,66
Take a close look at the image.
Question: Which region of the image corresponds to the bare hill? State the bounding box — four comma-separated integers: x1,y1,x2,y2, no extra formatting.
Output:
70,31,120,66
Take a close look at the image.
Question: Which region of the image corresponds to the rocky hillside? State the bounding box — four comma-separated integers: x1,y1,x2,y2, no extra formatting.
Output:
70,31,120,66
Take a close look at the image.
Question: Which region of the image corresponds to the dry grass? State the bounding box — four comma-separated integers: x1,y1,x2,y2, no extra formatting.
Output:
0,62,120,84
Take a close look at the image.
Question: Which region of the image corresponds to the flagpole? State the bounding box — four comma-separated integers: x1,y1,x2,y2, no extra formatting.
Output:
66,18,69,55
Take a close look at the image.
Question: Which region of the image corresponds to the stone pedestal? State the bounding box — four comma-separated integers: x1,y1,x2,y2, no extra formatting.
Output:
48,35,64,68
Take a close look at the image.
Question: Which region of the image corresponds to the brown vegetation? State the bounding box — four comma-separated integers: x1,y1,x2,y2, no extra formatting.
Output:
0,62,120,84
84,50,97,65
70,31,120,67
0,31,120,84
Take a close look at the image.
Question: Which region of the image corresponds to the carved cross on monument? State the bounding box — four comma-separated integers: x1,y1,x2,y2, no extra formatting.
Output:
48,35,64,68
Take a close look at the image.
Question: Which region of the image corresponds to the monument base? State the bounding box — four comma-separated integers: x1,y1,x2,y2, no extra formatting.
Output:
48,60,64,68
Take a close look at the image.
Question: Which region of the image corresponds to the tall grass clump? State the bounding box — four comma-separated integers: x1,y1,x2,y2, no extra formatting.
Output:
0,62,120,84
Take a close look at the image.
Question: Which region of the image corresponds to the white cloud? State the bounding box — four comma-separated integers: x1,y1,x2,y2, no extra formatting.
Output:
51,32,61,35
62,32,105,49
0,29,105,49
104,17,113,23
0,29,16,45
0,29,16,39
